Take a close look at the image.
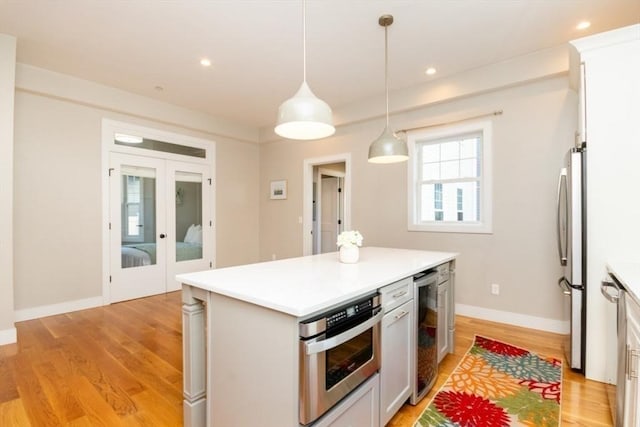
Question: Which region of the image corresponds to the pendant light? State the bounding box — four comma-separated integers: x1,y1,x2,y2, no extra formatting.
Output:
275,0,335,140
368,15,408,164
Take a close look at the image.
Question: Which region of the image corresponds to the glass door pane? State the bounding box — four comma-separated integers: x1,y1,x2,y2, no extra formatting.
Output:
120,165,157,268
175,171,203,262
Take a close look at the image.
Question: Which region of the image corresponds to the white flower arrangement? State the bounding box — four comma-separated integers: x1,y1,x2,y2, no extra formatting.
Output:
337,230,363,248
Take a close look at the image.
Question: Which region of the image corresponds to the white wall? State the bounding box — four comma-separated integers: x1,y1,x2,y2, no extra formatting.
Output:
259,75,575,329
0,34,16,344
12,66,260,314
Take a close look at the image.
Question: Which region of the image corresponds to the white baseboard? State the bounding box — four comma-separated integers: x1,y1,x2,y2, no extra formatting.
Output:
456,303,570,334
0,327,17,345
15,296,104,322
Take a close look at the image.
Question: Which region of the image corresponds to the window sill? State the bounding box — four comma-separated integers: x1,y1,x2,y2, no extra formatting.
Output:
408,222,492,234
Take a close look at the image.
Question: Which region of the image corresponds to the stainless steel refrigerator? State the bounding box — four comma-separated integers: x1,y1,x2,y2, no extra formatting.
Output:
556,144,586,372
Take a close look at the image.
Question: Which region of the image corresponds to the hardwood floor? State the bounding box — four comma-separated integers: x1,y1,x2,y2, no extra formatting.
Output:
0,292,613,426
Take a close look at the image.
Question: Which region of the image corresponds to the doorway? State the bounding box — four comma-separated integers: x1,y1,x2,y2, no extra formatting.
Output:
303,154,351,256
102,120,215,303
313,165,345,254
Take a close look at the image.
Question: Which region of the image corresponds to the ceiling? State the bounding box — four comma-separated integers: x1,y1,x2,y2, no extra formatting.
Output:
1,1,639,131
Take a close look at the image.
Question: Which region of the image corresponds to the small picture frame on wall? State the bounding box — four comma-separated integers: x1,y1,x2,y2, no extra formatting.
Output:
270,180,287,200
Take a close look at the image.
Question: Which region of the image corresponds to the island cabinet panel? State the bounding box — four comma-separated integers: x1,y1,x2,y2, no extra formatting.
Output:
208,292,299,426
436,261,455,363
380,300,414,426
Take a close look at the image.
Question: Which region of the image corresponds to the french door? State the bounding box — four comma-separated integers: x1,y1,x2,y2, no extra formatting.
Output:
109,152,211,302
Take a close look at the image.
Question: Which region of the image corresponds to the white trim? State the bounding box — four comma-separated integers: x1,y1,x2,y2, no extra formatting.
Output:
0,327,17,345
14,296,104,322
571,24,640,54
302,153,352,256
456,303,570,334
407,120,493,234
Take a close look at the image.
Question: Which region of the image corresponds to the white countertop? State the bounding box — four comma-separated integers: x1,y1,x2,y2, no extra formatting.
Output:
177,247,457,318
607,261,640,305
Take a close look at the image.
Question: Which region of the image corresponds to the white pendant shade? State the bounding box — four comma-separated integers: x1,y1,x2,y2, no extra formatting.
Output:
368,126,409,164
275,80,335,140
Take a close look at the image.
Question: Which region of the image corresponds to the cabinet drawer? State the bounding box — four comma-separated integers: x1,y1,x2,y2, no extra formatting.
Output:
380,277,413,313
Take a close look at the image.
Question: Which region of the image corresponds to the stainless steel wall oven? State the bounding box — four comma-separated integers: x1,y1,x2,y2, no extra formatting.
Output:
298,293,382,425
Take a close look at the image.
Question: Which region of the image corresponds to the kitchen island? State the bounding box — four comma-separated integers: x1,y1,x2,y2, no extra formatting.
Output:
178,247,457,427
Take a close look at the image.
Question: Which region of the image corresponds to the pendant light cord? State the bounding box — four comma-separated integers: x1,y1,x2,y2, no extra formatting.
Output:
302,0,307,82
384,23,389,128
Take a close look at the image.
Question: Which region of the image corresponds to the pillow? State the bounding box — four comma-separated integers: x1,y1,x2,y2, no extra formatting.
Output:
185,224,202,244
192,225,203,244
184,224,196,243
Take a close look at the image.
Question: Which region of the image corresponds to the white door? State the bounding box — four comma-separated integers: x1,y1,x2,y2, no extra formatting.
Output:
110,153,167,302
320,176,339,253
110,154,212,302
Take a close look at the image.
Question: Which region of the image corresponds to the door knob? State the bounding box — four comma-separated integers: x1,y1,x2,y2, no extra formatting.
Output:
159,233,166,239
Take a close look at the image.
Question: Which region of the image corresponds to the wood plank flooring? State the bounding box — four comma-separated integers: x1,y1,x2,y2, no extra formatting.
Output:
0,292,613,426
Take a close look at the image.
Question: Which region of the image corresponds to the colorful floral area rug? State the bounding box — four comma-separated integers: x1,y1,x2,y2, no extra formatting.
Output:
415,335,562,427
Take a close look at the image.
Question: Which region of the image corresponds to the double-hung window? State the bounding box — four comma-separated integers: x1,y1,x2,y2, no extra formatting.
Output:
408,120,492,233
123,174,145,242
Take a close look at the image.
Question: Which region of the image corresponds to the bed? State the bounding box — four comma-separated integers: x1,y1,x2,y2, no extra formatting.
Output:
121,224,203,268
121,242,203,267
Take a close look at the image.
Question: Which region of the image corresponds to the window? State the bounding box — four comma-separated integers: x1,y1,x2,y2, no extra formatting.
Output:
408,120,492,233
123,174,145,242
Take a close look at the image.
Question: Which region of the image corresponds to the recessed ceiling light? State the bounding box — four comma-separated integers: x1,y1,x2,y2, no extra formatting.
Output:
200,58,211,67
576,21,591,30
425,67,437,76
114,133,143,144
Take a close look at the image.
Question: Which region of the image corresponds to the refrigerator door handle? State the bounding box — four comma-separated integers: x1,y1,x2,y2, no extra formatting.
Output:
557,277,572,295
556,169,568,266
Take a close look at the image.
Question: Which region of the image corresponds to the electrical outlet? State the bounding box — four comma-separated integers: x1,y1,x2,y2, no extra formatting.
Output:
272,254,276,261
491,283,500,295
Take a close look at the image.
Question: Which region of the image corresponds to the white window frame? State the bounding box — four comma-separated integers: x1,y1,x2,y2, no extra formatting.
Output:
407,120,493,234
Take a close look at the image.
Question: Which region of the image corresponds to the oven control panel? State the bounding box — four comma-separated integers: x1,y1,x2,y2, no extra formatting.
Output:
299,293,380,338
326,299,373,329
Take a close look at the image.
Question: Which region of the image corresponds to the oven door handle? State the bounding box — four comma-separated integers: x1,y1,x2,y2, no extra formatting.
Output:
304,310,383,356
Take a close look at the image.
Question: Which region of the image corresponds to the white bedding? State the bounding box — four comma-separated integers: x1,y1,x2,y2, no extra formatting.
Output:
121,246,151,268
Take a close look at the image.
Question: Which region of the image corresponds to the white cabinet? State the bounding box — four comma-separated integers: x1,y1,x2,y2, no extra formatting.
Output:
437,279,450,363
623,295,640,426
436,262,455,364
380,300,414,426
313,374,379,427
379,277,413,313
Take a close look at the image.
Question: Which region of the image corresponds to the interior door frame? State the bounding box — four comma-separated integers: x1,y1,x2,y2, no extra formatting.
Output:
303,153,351,256
101,119,215,305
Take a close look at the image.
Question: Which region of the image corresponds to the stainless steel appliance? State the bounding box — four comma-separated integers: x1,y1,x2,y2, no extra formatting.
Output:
410,270,438,404
298,293,382,425
556,144,587,372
